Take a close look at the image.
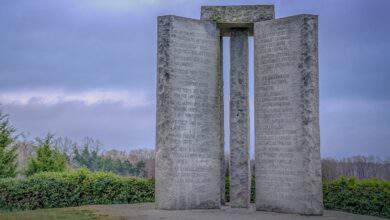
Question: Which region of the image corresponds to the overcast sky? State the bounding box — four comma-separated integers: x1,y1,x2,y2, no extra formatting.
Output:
1,0,389,158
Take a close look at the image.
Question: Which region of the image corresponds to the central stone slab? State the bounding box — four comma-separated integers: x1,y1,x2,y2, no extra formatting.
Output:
201,5,275,208
229,28,250,208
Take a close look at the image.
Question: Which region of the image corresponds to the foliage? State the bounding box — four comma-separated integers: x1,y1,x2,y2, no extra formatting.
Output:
0,168,154,211
323,177,390,218
251,175,255,202
1,171,389,218
11,134,153,179
0,111,17,178
72,143,101,171
225,175,229,202
224,176,389,218
25,134,67,176
73,145,146,177
224,176,255,203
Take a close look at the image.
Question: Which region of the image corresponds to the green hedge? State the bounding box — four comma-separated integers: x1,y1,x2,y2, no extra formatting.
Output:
225,176,389,218
1,171,389,218
0,168,154,211
323,177,390,218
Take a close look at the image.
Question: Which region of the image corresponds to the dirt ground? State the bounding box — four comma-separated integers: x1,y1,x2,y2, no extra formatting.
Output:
82,203,385,220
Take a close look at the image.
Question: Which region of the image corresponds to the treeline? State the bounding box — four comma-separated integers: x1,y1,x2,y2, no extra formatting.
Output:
1,109,389,181
0,108,154,179
322,156,390,180
245,156,390,181
14,135,155,179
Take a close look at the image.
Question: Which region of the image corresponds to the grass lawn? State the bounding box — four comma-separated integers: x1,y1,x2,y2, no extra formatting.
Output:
0,207,121,220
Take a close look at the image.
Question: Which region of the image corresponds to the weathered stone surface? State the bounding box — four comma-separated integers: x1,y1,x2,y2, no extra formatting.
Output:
254,15,323,215
230,28,250,208
156,15,222,210
200,5,274,36
219,36,226,205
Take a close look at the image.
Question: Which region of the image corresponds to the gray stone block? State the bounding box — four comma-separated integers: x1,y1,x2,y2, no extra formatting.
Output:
201,5,274,36
219,36,226,205
155,15,222,210
254,14,323,215
229,28,250,208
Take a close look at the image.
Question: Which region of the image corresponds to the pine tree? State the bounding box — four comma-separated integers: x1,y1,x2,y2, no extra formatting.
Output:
26,134,67,176
0,111,17,178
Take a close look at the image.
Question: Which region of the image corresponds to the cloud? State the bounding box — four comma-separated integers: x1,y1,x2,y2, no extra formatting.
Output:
0,0,389,157
73,0,188,11
0,89,151,107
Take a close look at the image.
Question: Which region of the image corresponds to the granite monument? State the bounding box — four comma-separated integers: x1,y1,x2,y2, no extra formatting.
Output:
155,5,323,215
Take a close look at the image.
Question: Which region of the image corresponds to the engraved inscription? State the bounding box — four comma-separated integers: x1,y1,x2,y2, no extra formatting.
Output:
156,16,221,210
254,15,323,215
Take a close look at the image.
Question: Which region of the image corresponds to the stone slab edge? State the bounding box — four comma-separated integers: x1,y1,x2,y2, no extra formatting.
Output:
201,5,274,36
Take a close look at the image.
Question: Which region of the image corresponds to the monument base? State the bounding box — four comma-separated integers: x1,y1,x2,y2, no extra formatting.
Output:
83,203,378,220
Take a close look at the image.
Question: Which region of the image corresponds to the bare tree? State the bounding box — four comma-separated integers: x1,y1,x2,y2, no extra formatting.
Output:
53,136,77,160
321,156,390,181
14,140,35,178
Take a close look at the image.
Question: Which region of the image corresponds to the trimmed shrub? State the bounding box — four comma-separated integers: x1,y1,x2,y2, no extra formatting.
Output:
225,175,389,218
0,168,154,211
1,172,389,219
323,177,390,218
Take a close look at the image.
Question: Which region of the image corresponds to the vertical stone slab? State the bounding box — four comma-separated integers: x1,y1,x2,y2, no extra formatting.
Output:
254,15,323,215
219,36,226,205
156,15,222,210
230,28,250,208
